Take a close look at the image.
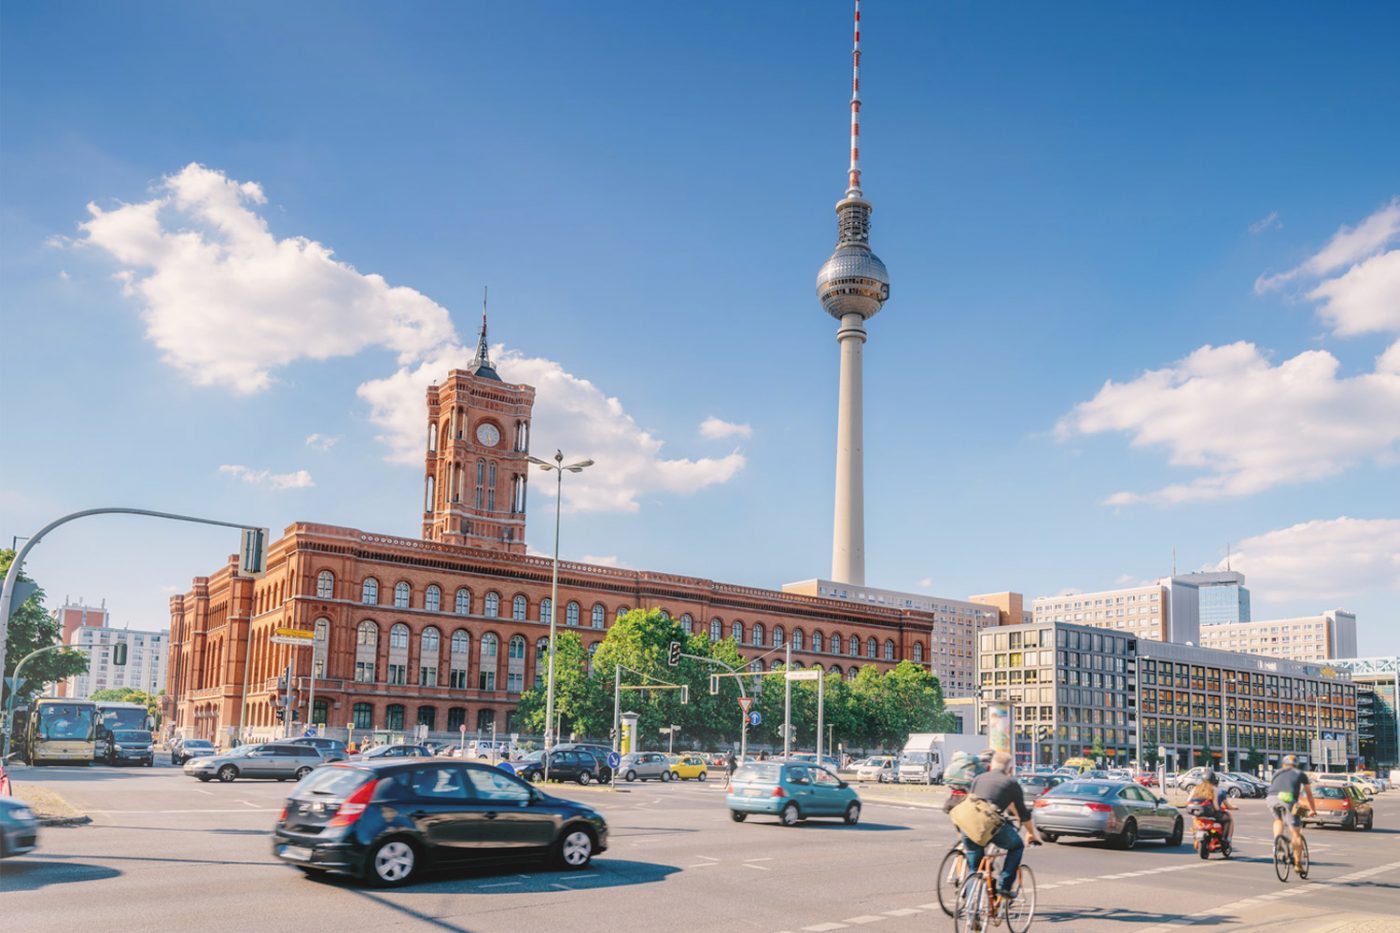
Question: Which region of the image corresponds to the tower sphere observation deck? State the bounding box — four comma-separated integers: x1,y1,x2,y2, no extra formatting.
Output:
816,194,890,321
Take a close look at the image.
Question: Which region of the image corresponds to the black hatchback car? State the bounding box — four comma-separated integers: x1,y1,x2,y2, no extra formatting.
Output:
512,748,607,785
272,759,608,886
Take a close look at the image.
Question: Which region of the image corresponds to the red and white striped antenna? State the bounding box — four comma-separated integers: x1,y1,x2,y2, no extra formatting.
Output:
847,0,863,197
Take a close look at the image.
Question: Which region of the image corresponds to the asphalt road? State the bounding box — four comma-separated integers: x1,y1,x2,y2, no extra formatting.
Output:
4,762,1400,933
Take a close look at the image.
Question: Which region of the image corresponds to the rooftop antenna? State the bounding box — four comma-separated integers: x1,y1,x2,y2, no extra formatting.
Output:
847,0,863,196
1172,547,1177,577
1226,540,1231,572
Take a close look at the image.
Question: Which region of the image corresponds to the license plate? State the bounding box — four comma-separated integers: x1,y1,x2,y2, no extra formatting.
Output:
744,788,763,797
281,845,312,861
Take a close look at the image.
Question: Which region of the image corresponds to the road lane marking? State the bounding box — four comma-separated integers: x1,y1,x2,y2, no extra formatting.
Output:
194,789,214,796
840,917,886,925
802,924,849,932
239,800,261,808
881,908,922,917
745,856,773,861
744,862,771,871
697,854,721,861
687,862,719,868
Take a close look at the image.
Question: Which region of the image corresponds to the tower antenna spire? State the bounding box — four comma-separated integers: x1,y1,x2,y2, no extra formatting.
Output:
848,0,863,196
468,285,501,380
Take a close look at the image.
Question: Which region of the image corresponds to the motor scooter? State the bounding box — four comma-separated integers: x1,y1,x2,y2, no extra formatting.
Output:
1187,802,1230,859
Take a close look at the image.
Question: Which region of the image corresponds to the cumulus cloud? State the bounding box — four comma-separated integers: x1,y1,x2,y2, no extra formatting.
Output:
219,464,315,490
1215,517,1400,605
305,433,340,452
74,162,455,393
358,345,746,512
1248,211,1281,235
1062,198,1400,505
699,416,752,439
580,554,622,568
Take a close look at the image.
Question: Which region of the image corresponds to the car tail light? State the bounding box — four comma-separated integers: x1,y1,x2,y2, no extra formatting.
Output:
1084,802,1113,813
328,779,379,827
771,786,787,798
1033,798,1048,808
278,804,288,822
1341,798,1351,809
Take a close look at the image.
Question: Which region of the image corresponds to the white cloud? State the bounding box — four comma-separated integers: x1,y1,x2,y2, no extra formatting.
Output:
305,433,340,452
74,163,455,393
1060,341,1400,504
699,416,752,440
57,270,70,281
916,577,935,590
1216,517,1400,605
1308,249,1400,337
580,554,622,568
358,344,746,513
1256,198,1400,292
1248,211,1281,235
218,464,315,490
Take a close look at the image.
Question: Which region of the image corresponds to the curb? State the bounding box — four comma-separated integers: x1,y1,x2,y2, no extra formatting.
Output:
39,815,92,827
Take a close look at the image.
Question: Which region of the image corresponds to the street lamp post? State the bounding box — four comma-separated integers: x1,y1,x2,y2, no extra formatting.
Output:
528,450,594,782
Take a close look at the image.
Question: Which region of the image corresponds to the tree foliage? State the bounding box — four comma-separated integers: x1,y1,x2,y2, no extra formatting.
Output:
89,687,163,725
1,550,88,709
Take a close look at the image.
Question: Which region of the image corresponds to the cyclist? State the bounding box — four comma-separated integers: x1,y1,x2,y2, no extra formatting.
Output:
1266,754,1316,867
961,750,1042,899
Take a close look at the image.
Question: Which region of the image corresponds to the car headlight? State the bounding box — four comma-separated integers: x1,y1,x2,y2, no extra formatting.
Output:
114,745,125,751
12,807,35,821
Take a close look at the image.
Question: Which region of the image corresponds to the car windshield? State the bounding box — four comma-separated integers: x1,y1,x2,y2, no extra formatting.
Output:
1049,781,1115,798
1314,785,1347,799
733,763,782,783
1019,776,1048,785
295,766,371,798
185,740,213,748
113,731,151,742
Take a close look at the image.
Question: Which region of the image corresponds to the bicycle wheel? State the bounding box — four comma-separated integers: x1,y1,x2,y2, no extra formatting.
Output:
936,846,968,918
1005,865,1037,933
1296,836,1309,880
954,873,989,933
1273,836,1291,883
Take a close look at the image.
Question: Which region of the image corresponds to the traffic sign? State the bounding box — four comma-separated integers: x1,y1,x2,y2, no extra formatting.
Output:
749,711,761,727
459,724,467,735
738,697,754,713
270,627,315,646
606,751,621,768
785,669,820,681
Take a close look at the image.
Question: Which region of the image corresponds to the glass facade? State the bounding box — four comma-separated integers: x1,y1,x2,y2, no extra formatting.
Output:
1199,581,1251,625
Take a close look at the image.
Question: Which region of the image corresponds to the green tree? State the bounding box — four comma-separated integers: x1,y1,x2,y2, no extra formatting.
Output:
89,687,163,726
1,550,87,709
1090,736,1107,762
514,630,592,738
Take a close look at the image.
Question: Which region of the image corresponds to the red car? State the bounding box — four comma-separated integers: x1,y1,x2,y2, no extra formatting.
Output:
1133,772,1159,787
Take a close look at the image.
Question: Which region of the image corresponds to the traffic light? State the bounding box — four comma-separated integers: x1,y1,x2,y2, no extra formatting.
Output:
667,641,682,666
291,709,300,722
680,685,690,705
112,643,128,666
709,674,720,695
275,707,286,722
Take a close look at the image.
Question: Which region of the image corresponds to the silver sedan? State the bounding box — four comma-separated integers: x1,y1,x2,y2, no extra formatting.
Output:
1032,780,1184,850
617,752,672,782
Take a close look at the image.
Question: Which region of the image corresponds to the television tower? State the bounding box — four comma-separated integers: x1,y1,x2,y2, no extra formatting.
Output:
816,0,889,586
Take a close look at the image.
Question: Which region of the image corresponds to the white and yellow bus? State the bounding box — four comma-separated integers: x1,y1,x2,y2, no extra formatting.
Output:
25,698,98,765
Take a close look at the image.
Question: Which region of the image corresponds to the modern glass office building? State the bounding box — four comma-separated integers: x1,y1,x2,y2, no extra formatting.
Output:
1176,571,1250,626
1332,657,1399,771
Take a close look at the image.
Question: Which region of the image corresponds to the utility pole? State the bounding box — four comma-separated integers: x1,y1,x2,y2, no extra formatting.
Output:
611,665,621,790
815,668,825,764
783,640,793,757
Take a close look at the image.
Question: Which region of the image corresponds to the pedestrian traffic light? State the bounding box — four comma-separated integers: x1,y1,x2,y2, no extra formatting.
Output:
275,707,286,722
112,643,128,666
668,641,682,666
680,685,689,705
709,674,720,695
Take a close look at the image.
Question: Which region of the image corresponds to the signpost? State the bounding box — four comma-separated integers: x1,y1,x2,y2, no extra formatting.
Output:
269,627,314,738
785,667,826,764
749,711,761,727
738,697,754,714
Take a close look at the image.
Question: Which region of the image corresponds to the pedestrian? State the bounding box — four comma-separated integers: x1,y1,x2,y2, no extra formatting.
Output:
725,750,737,788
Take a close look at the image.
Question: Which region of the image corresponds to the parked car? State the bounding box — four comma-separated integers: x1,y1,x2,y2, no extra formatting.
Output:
1303,782,1374,831
617,751,672,782
349,744,433,762
185,742,326,783
1017,773,1066,797
727,761,861,826
1225,772,1268,798
553,744,615,782
273,759,608,886
0,797,39,858
1132,772,1159,788
854,755,897,783
1174,767,1212,792
290,737,348,762
1032,780,1184,850
790,752,842,771
106,729,155,766
512,749,605,785
171,738,217,765
669,754,709,781
1347,773,1382,796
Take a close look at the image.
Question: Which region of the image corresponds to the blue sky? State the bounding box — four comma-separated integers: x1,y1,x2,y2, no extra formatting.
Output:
2,2,1397,653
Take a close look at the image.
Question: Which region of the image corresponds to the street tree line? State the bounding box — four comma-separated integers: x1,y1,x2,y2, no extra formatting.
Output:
515,609,953,752
1,550,87,710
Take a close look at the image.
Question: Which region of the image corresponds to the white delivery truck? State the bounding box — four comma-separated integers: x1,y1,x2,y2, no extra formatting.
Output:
897,733,988,784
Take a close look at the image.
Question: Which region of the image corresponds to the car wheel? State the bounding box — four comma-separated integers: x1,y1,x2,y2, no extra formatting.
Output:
1115,819,1138,850
844,802,861,825
577,771,592,786
1165,817,1183,847
668,771,679,782
698,772,707,782
530,771,545,783
365,837,418,887
1364,815,1374,831
662,770,673,782
554,827,594,869
625,769,637,782
730,810,747,822
217,765,238,783
197,776,212,782
294,767,313,780
1227,787,1241,799
1342,813,1356,831
1041,832,1059,843
780,803,800,826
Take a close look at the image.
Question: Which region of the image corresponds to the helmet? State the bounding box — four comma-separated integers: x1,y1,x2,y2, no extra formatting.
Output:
1282,754,1298,768
1202,769,1217,785
978,749,995,765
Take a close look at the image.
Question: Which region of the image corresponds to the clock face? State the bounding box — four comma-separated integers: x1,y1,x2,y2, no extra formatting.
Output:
475,423,501,447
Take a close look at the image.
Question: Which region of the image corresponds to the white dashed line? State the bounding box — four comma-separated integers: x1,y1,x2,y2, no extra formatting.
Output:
840,917,886,926
802,924,848,932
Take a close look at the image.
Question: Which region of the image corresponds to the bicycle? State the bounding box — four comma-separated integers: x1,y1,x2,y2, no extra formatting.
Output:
1272,825,1310,883
954,842,1038,933
936,840,969,917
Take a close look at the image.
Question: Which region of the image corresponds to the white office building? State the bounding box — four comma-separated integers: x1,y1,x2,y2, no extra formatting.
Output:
63,626,168,699
1198,610,1358,663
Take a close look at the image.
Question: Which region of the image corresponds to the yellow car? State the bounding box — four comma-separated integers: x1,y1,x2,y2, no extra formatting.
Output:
669,754,709,781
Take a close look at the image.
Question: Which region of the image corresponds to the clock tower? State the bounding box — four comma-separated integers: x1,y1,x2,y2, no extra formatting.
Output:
422,314,535,553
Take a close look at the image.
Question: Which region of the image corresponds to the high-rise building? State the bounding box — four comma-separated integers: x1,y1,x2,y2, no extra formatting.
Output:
49,599,109,696
1198,609,1358,662
1332,657,1398,771
1176,570,1251,625
63,625,168,699
1032,578,1200,646
817,0,890,586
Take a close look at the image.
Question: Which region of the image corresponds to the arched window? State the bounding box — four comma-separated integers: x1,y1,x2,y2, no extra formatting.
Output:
615,606,630,622
313,618,330,678
679,613,693,633
478,634,498,691
385,704,405,731
812,631,824,653
425,585,441,613
449,630,470,688
849,635,860,656
476,709,495,732
390,624,410,650
513,595,528,621
866,637,877,659
421,627,440,653
592,604,606,628
770,659,783,671
534,638,549,686
352,702,373,730
540,598,553,624
455,588,471,615
488,462,497,511
361,577,379,605
508,635,526,660
752,622,765,647
394,582,410,609
731,620,744,642
316,571,334,599
588,642,600,673
450,629,470,653
420,627,440,687
312,698,329,725
710,618,722,640
566,601,580,626
829,664,843,676
883,639,895,661
485,592,500,618
792,629,804,651
357,621,378,645
848,668,859,681
447,707,466,731
417,705,437,730
355,620,378,683
773,625,785,648
750,659,763,673
913,642,924,663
